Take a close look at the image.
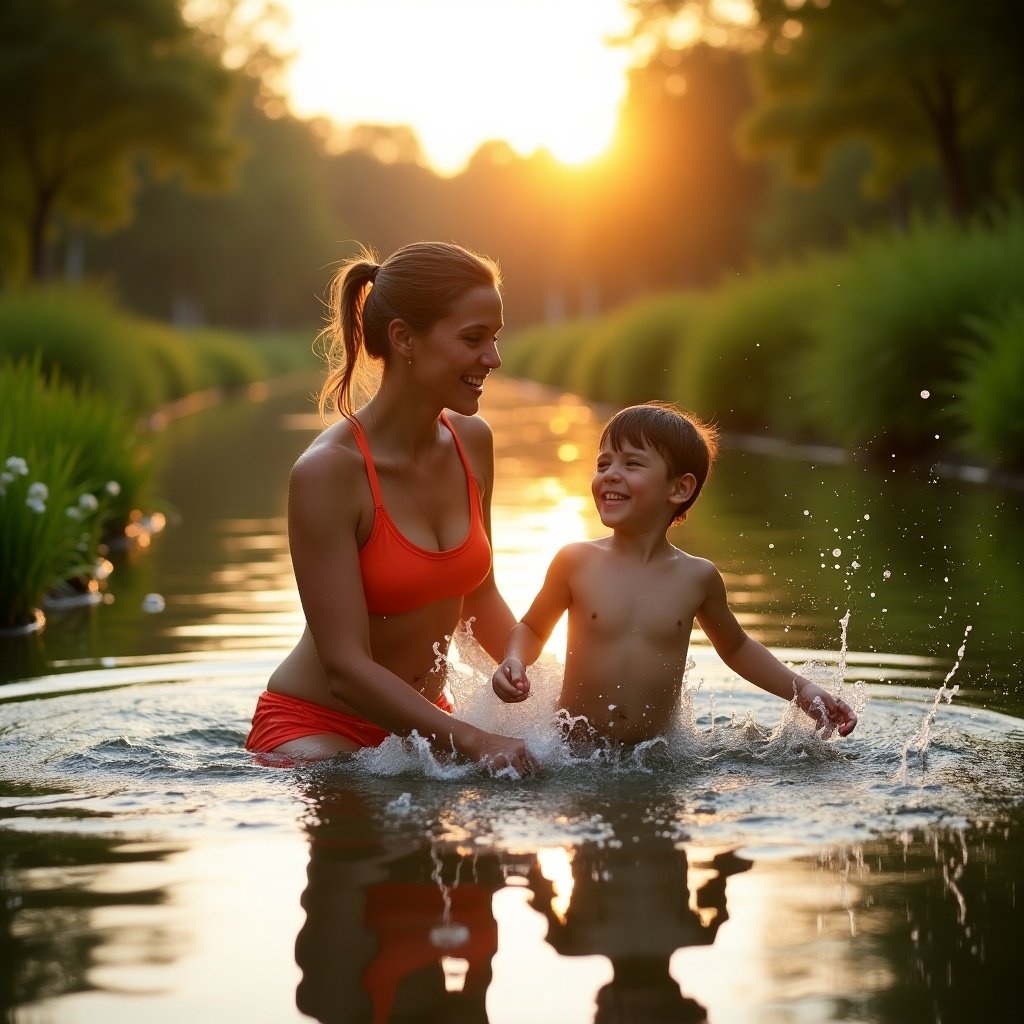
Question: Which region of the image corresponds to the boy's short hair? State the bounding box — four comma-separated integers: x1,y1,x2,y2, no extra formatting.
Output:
600,401,719,523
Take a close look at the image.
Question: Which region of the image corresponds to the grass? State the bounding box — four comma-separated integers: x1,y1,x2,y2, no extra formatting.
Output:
0,359,145,629
500,204,1024,469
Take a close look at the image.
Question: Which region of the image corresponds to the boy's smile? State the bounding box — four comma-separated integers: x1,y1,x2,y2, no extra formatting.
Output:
592,443,677,526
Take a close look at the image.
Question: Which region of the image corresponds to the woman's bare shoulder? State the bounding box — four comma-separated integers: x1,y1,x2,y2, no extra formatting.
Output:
289,420,366,510
445,411,493,450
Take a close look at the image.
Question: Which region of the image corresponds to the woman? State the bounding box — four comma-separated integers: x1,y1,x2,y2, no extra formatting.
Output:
245,241,530,772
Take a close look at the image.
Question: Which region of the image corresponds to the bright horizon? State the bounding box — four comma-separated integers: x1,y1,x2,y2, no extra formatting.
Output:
276,0,640,175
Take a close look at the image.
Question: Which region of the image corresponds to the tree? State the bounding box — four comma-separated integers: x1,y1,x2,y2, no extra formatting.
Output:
87,76,341,329
742,0,1024,219
627,0,1024,220
0,0,239,283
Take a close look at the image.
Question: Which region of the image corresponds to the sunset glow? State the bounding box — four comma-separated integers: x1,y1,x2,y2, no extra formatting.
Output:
277,0,637,174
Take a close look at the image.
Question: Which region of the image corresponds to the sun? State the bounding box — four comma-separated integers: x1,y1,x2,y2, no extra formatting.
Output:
277,0,636,175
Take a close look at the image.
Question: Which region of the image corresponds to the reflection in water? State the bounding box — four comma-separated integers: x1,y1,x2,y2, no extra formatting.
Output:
295,788,504,1024
294,782,754,1024
0,819,175,1017
528,840,750,1023
1,377,1022,1023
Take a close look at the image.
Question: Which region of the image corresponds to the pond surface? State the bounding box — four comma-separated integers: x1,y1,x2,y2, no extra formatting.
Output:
1,375,1021,1024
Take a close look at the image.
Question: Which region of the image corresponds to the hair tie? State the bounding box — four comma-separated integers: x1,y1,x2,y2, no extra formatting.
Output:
369,264,380,283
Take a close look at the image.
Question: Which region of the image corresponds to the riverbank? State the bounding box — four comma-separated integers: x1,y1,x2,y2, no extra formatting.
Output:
501,206,1024,474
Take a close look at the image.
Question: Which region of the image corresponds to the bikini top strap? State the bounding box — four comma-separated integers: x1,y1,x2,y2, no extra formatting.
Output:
346,415,384,508
440,412,478,487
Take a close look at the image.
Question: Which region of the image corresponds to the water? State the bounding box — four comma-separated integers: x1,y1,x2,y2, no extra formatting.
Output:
1,376,1022,1023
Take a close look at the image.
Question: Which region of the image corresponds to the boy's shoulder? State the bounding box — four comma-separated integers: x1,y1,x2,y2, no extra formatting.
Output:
549,537,612,569
667,544,721,580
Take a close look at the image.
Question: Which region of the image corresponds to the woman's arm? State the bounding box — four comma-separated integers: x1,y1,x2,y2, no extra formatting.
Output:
288,436,531,770
456,413,517,660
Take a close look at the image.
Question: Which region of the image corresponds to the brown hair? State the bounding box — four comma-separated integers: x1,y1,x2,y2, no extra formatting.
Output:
600,401,719,523
318,241,501,418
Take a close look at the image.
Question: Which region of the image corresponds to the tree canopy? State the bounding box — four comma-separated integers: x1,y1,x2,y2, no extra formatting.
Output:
628,0,1024,219
0,0,239,282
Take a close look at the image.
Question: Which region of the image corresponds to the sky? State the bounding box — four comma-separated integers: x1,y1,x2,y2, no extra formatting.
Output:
275,0,640,175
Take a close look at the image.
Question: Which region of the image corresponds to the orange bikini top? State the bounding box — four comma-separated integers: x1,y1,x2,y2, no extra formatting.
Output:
349,413,492,615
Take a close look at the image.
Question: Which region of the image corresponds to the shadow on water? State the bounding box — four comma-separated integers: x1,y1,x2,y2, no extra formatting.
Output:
0,376,1022,1022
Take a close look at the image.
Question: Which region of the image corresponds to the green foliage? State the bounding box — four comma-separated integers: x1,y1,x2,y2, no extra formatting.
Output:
0,286,166,411
503,207,1024,469
0,286,280,415
954,305,1024,468
740,0,1024,218
675,263,832,435
500,320,600,390
801,210,1024,453
188,329,269,390
0,0,240,282
0,359,149,629
85,77,339,329
570,293,697,407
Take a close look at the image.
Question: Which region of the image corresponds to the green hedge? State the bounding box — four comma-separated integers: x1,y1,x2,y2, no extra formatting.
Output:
500,206,1024,469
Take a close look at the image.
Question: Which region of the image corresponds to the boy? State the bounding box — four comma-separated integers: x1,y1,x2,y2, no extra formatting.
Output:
492,402,858,744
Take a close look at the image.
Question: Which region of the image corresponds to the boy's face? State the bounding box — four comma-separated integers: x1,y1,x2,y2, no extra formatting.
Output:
592,441,693,529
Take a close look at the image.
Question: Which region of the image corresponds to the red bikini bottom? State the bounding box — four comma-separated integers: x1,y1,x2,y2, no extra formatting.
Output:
244,688,453,753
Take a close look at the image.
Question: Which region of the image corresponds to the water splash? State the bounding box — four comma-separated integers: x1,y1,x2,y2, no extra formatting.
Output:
429,844,470,949
897,624,972,783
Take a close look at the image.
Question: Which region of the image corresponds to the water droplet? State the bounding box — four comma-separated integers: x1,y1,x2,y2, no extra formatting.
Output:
803,509,810,516
430,923,470,949
863,514,870,520
920,390,930,399
882,570,891,579
832,548,842,557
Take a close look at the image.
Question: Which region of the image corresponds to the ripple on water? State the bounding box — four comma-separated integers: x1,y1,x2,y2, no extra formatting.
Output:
0,660,1021,846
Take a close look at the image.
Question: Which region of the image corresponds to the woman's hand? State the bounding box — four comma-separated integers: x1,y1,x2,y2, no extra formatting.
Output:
457,724,533,776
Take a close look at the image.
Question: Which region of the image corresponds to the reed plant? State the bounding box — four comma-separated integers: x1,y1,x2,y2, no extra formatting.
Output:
0,286,166,413
673,264,831,435
189,328,268,389
500,319,598,389
569,293,697,408
953,304,1024,468
799,208,1024,454
0,359,148,629
0,285,284,417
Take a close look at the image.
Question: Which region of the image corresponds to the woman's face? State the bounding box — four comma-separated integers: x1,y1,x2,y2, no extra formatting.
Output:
413,284,504,415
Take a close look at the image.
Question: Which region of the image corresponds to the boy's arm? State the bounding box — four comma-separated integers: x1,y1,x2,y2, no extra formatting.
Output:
492,547,574,703
694,563,858,736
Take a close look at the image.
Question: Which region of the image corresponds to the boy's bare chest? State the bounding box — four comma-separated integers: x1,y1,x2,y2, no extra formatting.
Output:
568,559,701,644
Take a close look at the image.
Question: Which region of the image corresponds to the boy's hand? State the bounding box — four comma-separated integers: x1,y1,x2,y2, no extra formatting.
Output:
797,682,858,737
492,658,531,703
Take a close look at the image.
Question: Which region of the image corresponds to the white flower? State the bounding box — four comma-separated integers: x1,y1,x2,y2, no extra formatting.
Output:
141,593,166,613
66,506,83,520
5,456,28,476
26,497,46,514
27,481,48,502
78,492,99,513
0,471,13,486
105,480,121,497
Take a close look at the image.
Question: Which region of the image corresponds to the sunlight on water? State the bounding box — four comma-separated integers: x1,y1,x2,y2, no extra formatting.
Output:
1,378,1021,1023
